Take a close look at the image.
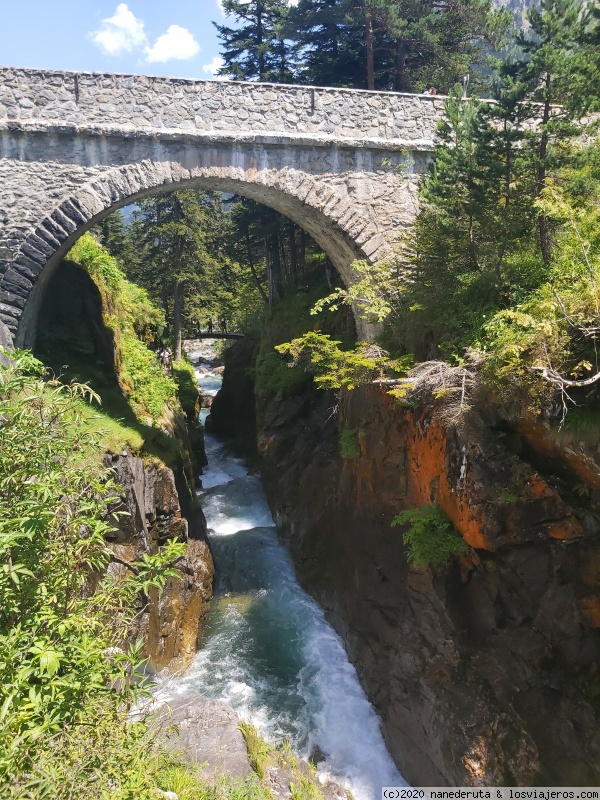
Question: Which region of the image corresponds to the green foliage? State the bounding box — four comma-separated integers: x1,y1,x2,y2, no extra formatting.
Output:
68,232,176,426
221,0,509,92
155,759,273,800
481,177,600,397
276,333,388,392
239,721,272,780
69,232,126,291
255,270,356,400
119,332,177,422
101,191,271,349
311,259,401,324
339,428,363,459
216,0,299,83
392,504,469,570
172,357,201,420
0,352,187,795
239,722,326,800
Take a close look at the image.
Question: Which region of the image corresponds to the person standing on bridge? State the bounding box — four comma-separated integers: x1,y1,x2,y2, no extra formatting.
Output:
207,318,213,335
220,318,228,334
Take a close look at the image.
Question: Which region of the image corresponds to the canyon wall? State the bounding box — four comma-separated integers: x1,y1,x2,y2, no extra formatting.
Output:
213,355,600,786
107,449,214,673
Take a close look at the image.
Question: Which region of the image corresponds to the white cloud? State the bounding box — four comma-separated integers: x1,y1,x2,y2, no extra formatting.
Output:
90,5,200,64
145,24,201,63
202,56,225,78
90,3,147,56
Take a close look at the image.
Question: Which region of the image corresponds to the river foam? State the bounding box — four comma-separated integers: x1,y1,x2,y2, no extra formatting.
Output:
159,362,406,800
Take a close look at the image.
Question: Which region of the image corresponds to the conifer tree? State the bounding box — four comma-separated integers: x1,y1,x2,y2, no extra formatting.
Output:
289,0,508,91
502,0,594,263
215,0,298,82
289,0,364,87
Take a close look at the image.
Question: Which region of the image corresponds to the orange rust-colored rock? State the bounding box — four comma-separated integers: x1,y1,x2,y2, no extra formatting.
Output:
547,517,583,540
250,376,600,788
515,414,600,492
579,596,600,627
403,410,494,551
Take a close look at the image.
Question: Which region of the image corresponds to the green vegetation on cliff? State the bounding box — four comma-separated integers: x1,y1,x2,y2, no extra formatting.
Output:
254,266,356,401
0,352,185,796
35,233,201,466
392,505,470,570
0,352,287,799
277,0,600,438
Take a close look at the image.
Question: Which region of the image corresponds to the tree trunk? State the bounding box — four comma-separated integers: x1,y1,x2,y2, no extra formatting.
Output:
366,15,375,90
269,232,284,301
537,74,552,265
257,5,265,80
172,196,185,361
279,230,289,284
246,224,268,304
394,39,407,92
289,221,299,285
299,229,307,274
325,257,336,290
173,278,185,362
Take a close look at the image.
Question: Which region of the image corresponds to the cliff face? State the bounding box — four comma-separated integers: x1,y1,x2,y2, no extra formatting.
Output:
106,449,214,673
206,336,257,455
245,377,600,786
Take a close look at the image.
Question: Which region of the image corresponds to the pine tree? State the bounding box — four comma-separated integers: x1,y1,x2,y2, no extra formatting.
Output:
290,0,364,87
215,0,298,82
364,0,509,93
502,0,593,263
290,0,508,92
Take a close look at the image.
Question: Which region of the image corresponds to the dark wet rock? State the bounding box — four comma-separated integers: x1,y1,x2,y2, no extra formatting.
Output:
206,338,257,455
255,384,600,786
214,336,600,787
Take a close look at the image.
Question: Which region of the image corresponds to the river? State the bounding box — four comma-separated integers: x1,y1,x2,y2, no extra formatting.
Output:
160,342,406,800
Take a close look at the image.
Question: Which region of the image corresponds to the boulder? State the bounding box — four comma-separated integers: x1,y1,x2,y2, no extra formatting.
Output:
153,695,252,780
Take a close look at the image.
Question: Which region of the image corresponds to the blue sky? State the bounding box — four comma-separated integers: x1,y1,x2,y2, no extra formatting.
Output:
0,1,231,79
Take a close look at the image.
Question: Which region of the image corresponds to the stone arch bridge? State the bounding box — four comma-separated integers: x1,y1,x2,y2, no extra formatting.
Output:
0,67,445,346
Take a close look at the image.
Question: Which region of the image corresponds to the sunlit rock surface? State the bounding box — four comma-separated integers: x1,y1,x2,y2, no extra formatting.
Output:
107,449,214,673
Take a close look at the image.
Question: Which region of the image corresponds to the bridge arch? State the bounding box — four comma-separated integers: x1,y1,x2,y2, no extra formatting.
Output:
8,146,389,348
0,68,444,346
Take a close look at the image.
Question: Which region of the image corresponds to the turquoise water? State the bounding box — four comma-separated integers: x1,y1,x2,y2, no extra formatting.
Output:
160,351,406,799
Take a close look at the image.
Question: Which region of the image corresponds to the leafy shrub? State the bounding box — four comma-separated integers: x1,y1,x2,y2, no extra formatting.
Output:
119,332,177,422
277,333,389,392
254,269,356,400
392,504,469,570
0,352,186,795
172,357,201,420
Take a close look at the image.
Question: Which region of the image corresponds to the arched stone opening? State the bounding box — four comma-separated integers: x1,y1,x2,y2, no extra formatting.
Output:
5,140,413,348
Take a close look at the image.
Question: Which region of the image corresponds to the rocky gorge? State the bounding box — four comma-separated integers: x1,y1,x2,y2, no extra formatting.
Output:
106,446,213,673
209,339,600,788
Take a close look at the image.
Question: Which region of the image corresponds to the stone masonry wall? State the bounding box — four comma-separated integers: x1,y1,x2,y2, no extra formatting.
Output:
0,67,444,143
0,68,445,346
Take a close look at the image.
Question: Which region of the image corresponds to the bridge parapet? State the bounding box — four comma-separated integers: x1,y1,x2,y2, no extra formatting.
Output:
0,67,443,147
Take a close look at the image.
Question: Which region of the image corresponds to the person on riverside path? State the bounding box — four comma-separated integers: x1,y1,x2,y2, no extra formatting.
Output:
159,346,172,373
